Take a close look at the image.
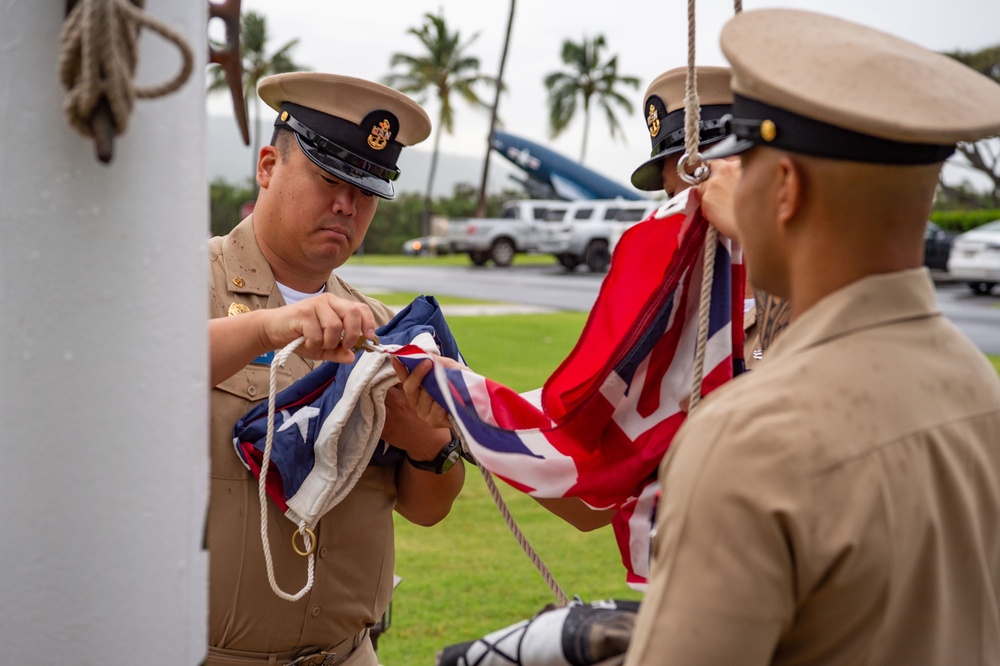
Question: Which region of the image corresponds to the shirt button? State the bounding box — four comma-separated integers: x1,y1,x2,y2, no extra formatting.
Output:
247,385,257,397
311,606,321,617
319,547,329,558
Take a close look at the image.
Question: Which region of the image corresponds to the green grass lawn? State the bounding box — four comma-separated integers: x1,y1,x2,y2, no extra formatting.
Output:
989,354,1000,374
372,291,504,307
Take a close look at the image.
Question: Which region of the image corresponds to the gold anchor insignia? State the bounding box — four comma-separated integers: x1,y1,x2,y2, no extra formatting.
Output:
232,277,245,287
228,302,251,317
367,119,392,150
647,104,660,138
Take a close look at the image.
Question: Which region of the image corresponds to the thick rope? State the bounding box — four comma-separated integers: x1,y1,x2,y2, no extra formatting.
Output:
682,0,702,170
688,226,719,412
260,337,316,601
473,448,570,606
687,0,742,412
58,0,194,139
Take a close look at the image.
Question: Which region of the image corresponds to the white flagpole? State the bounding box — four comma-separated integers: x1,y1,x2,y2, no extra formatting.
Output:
0,3,208,664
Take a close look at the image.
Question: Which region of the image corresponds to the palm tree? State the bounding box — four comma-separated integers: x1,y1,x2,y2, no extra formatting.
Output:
385,11,492,236
543,35,640,164
208,11,306,190
475,0,516,218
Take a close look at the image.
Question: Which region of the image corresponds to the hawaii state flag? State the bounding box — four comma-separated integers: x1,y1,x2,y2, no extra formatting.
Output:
390,191,744,588
232,295,465,530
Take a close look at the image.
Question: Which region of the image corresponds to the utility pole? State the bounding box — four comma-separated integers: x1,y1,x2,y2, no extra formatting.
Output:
475,0,516,218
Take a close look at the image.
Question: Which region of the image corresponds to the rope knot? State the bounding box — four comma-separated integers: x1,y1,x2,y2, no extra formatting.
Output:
58,0,194,162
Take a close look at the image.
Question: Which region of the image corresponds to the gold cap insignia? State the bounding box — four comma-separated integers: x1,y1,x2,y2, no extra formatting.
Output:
367,119,392,150
232,277,246,287
280,111,289,122
647,104,660,138
760,119,777,142
228,302,251,317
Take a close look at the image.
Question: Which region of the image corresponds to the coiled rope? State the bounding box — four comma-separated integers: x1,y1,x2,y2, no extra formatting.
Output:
58,0,194,158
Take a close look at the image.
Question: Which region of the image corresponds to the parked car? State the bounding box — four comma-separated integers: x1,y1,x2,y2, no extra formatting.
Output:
923,221,957,272
947,219,1000,295
446,200,571,267
537,199,660,272
401,235,450,256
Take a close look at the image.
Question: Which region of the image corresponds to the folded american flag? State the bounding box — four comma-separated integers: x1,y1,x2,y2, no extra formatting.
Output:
391,192,744,588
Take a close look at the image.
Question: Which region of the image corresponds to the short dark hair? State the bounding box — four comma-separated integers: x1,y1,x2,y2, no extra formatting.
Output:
270,127,296,161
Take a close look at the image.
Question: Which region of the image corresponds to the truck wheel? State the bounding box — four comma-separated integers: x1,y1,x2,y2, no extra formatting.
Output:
557,253,581,270
468,251,489,266
585,240,611,272
968,281,996,295
490,238,516,267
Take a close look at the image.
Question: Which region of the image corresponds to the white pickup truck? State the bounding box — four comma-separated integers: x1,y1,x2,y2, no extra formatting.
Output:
446,200,571,267
536,199,661,272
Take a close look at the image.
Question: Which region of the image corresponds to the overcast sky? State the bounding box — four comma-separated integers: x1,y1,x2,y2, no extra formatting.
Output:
208,0,1000,195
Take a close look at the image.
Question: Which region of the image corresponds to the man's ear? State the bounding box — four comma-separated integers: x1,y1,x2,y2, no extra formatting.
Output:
256,146,278,189
775,156,805,229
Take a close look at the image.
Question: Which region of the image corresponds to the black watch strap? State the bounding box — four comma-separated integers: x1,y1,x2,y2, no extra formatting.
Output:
405,433,462,474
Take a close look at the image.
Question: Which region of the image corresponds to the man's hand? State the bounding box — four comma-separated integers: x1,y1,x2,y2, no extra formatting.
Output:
695,158,742,242
390,356,466,431
380,384,453,461
386,355,470,527
259,294,377,364
210,293,377,386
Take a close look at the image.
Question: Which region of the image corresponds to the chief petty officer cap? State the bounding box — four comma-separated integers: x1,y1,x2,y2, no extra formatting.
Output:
258,72,432,200
704,8,1000,164
631,66,732,191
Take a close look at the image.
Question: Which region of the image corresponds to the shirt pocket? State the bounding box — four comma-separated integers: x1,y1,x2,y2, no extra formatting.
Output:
211,363,293,480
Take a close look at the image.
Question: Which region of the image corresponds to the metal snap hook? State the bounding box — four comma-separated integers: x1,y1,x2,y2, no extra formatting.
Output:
677,152,712,185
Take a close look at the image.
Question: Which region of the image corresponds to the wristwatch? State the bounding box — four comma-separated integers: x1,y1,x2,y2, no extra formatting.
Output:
405,433,463,474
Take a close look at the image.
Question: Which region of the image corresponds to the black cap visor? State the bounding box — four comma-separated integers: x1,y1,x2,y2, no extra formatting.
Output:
281,111,400,200
631,131,728,191
294,133,395,199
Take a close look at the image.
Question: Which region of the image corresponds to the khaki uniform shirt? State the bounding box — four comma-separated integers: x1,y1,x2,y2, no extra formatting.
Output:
207,217,397,654
627,268,1000,665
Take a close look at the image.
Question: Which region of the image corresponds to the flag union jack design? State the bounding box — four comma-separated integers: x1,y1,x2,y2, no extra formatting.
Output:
390,193,744,588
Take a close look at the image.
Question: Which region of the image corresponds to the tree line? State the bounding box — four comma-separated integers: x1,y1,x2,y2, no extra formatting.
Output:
210,178,524,254
208,9,1000,245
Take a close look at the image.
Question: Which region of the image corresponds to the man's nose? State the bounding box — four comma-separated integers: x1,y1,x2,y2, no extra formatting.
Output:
330,185,357,217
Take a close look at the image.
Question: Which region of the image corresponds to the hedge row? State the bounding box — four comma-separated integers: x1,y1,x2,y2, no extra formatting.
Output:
930,209,1000,232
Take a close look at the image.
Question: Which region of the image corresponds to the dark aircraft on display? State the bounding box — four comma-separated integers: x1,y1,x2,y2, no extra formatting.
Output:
490,130,647,201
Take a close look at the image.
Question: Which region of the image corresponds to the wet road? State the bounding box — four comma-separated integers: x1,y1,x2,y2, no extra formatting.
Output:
337,263,1000,355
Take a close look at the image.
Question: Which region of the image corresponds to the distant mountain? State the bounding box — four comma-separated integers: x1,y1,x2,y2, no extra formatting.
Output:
206,115,520,197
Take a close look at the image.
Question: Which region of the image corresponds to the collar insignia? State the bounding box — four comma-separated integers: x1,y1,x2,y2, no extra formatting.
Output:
228,302,251,317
